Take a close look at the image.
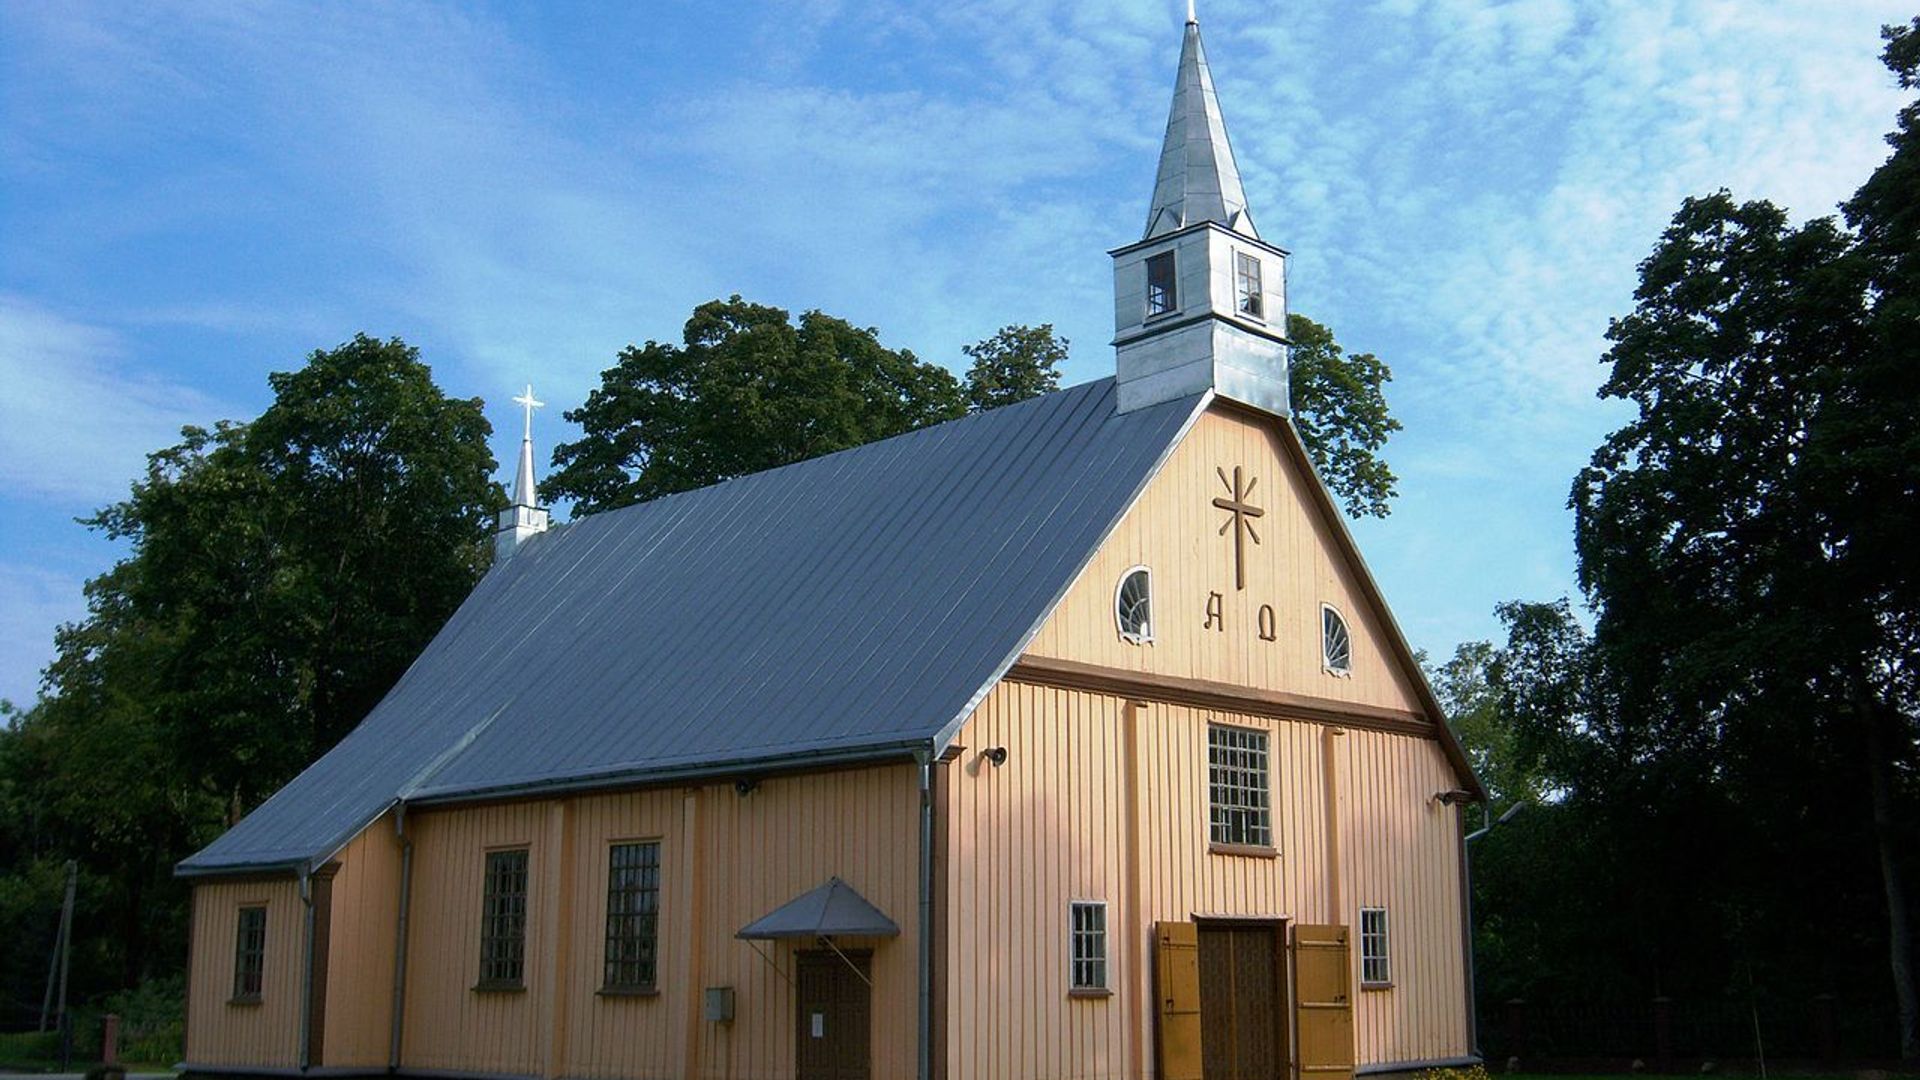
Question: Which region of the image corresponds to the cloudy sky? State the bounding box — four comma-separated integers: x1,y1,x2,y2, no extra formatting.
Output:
0,0,1910,707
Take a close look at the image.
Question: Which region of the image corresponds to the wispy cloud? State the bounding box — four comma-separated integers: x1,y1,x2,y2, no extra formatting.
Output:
0,296,228,505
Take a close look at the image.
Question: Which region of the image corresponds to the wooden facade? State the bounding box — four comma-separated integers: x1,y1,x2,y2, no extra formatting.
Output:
184,402,1475,1079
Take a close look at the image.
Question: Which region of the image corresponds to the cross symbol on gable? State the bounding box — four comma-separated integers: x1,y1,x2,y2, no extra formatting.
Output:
1212,465,1264,591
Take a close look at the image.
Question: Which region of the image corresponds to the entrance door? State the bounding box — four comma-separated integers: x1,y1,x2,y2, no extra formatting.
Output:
1197,922,1287,1079
795,950,871,1080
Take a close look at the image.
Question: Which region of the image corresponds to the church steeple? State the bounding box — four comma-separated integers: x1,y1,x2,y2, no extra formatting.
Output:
494,384,551,563
1112,11,1290,417
1144,11,1256,240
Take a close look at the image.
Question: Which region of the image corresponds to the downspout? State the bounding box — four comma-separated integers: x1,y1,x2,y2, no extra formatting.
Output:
1458,805,1480,1060
389,804,415,1071
298,864,315,1072
916,747,934,1080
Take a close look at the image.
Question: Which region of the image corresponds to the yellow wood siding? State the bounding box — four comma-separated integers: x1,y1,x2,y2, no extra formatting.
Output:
319,815,402,1068
400,800,550,1074
1025,406,1425,717
394,764,919,1079
185,878,303,1068
945,680,1469,1079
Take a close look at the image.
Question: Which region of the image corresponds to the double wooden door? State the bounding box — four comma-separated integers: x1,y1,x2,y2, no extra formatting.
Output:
795,950,871,1080
1198,922,1288,1079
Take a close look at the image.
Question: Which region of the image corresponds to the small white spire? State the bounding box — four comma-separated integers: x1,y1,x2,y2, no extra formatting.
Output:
496,382,551,564
1187,0,1197,25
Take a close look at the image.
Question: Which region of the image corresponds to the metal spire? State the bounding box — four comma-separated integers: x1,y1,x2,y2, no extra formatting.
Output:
1143,14,1256,240
510,384,543,509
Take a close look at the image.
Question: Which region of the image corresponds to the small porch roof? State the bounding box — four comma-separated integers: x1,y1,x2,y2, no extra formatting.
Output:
735,876,900,940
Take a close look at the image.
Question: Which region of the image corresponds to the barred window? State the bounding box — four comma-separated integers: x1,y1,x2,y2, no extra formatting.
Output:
232,906,266,1002
603,841,661,991
1069,902,1108,991
1208,724,1272,848
1235,251,1264,319
1322,604,1352,675
478,848,529,989
1360,907,1391,985
1146,252,1177,316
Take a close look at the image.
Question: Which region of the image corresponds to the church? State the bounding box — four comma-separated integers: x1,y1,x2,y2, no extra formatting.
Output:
177,13,1482,1080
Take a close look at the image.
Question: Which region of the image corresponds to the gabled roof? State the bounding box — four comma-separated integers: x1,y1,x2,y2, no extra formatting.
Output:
179,379,1206,876
1144,18,1257,240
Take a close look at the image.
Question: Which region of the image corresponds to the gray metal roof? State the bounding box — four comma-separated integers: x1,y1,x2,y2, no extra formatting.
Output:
737,877,900,940
179,378,1205,875
1145,18,1256,240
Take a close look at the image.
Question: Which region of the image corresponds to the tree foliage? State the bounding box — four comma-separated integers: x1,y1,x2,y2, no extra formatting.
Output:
962,323,1067,412
0,334,498,1009
1458,21,1920,1057
1287,313,1401,518
547,298,970,514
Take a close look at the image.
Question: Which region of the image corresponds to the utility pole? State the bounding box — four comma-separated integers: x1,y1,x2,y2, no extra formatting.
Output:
38,860,77,1065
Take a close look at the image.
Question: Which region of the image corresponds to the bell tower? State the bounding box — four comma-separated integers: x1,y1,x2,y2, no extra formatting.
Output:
1114,10,1290,415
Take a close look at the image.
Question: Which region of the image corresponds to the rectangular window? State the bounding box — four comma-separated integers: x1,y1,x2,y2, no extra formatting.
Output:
232,906,266,1002
1069,901,1108,991
603,841,661,991
1208,724,1273,848
479,848,530,989
1360,907,1391,985
1235,251,1264,319
1146,251,1178,317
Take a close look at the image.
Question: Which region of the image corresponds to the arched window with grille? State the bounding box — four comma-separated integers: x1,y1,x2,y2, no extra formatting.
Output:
1321,604,1352,676
1115,567,1153,644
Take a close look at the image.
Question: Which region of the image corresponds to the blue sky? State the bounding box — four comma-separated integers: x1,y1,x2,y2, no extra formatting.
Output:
0,0,1910,707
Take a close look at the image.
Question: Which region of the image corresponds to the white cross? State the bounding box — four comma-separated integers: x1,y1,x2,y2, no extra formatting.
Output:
512,384,544,441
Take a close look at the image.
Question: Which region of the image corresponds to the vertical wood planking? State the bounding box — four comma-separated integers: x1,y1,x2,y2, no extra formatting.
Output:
949,680,1470,1078
319,816,401,1068
1025,406,1427,717
185,878,303,1067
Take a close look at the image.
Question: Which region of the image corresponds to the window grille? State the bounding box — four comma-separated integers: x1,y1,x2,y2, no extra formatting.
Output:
1235,251,1264,318
1360,907,1391,985
1147,252,1178,316
1208,724,1272,847
603,841,661,991
1070,901,1108,990
1116,567,1152,643
1322,605,1352,675
479,848,529,989
232,906,266,1001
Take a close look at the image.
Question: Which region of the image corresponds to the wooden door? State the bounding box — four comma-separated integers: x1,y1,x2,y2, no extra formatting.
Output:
1197,922,1287,1079
1292,924,1354,1080
1156,921,1205,1080
796,950,871,1080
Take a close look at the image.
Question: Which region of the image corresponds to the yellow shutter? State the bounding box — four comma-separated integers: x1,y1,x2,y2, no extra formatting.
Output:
1154,920,1203,1080
1294,923,1355,1080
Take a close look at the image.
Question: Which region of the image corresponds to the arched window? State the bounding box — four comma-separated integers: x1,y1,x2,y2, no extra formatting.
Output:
1321,604,1352,676
1115,567,1152,644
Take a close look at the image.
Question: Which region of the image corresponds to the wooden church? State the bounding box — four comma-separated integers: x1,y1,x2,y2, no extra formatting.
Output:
178,12,1482,1080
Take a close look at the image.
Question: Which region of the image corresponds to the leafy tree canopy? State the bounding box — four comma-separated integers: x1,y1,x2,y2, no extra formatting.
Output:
547,298,969,513
963,323,1066,412
1287,313,1400,518
0,334,499,999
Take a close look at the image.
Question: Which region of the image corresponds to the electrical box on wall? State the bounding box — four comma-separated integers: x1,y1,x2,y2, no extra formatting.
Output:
703,986,735,1023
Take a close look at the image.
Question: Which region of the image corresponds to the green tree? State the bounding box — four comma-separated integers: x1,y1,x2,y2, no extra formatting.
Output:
1287,313,1401,518
548,297,968,513
0,335,500,1002
90,335,502,805
962,324,1067,412
1574,68,1920,1049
